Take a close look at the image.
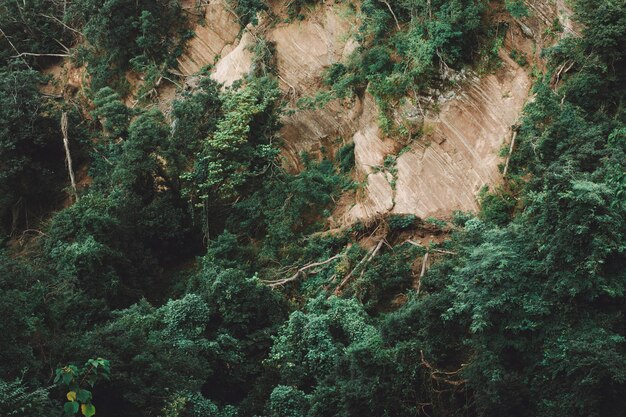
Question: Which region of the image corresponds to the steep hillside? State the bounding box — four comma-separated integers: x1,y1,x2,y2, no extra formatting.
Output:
1,1,624,417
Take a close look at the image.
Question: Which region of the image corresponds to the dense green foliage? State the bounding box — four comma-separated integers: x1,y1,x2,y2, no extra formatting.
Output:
69,0,188,91
1,1,625,416
0,68,66,235
0,0,74,66
311,0,490,132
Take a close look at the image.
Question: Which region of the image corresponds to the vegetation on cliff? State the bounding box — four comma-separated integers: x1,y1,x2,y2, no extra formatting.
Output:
0,1,624,416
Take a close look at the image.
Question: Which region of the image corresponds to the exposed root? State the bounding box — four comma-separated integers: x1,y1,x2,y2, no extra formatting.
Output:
420,350,467,388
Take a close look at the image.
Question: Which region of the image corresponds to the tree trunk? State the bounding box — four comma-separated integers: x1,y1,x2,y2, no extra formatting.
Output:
61,112,78,201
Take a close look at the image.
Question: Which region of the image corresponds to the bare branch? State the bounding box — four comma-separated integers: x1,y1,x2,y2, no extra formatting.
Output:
262,254,343,287
61,112,78,202
335,239,384,295
502,130,517,178
420,350,467,387
378,0,401,31
405,239,456,255
38,13,84,36
0,27,32,69
419,251,429,278
11,52,71,58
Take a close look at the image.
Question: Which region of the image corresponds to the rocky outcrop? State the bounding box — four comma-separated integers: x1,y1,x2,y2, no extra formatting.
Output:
342,51,531,221
267,2,360,169
392,52,531,217
175,0,560,223
176,0,242,75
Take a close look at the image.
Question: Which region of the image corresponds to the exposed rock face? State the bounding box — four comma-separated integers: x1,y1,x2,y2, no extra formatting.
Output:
211,31,254,87
176,0,241,74
267,2,360,169
392,53,531,217
347,93,397,220
523,0,581,38
176,0,557,223
342,52,531,221
179,1,363,168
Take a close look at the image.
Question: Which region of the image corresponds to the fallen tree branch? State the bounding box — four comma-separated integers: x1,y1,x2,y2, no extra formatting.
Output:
553,60,574,92
379,0,401,31
404,239,456,294
0,27,32,69
61,112,78,201
262,254,342,287
405,239,456,255
41,92,63,98
419,251,429,278
335,239,384,295
39,13,84,36
502,129,517,178
415,251,429,295
11,52,70,58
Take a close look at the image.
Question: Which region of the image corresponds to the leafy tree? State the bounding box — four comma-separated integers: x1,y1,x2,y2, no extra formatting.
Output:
55,358,110,417
0,0,74,66
0,253,49,379
226,157,350,263
168,76,223,182
266,385,309,417
183,76,281,204
268,296,431,417
67,0,186,91
0,68,65,235
0,377,53,417
71,298,213,415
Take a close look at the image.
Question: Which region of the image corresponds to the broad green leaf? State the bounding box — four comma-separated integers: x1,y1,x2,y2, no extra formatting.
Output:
64,401,79,415
62,372,73,385
81,403,96,417
77,389,91,403
66,391,77,401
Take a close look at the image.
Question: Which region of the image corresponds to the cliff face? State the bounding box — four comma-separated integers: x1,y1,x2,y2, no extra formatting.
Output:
175,0,570,223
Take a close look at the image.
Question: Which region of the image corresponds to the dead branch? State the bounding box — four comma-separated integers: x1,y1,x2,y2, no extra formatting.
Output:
553,60,574,92
0,27,32,69
405,239,456,255
416,252,428,295
404,239,455,294
39,13,84,36
502,129,517,178
335,239,384,295
61,112,78,201
21,228,46,236
419,251,429,278
262,254,342,287
379,0,401,31
91,146,113,165
436,49,451,74
11,52,70,58
54,38,71,54
182,0,209,16
41,92,63,98
277,73,297,101
18,229,47,246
